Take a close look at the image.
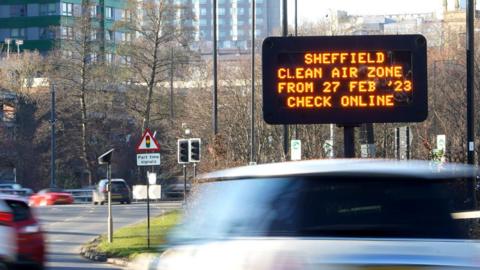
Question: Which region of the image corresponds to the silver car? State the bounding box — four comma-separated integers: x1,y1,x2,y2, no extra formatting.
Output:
141,159,480,270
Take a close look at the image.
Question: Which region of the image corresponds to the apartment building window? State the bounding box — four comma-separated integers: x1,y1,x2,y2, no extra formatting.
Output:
10,5,27,17
40,3,56,16
106,53,114,64
61,3,73,16
238,8,245,15
200,8,207,15
40,27,55,39
119,55,131,65
60,26,74,39
105,7,113,20
88,53,98,63
90,30,96,41
106,30,114,41
10,28,25,39
218,8,226,15
120,32,131,42
219,30,227,38
121,9,132,21
237,20,245,26
200,19,207,26
256,8,263,15
90,5,97,17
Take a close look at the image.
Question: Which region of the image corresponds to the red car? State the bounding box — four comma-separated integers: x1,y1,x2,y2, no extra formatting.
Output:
29,188,74,207
1,194,45,269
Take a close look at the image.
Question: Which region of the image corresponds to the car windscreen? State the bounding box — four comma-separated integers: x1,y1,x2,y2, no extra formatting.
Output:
111,182,128,192
169,176,467,243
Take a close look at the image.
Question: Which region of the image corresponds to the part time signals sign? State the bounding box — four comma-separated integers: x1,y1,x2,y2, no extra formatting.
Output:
262,35,428,124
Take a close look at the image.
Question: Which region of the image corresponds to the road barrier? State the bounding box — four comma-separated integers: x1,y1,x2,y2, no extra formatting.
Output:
133,185,161,201
0,188,32,197
65,189,93,203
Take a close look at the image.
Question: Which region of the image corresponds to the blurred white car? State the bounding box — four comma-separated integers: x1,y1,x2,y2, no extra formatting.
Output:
140,159,480,270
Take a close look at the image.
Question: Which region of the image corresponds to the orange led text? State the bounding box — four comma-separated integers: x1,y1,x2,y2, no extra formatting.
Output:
304,52,385,65
349,81,376,92
367,66,403,78
331,67,358,78
340,95,395,107
287,96,332,108
277,67,323,79
278,82,314,93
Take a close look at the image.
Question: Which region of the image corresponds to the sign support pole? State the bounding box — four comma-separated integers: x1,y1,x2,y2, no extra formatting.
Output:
343,126,355,158
147,169,151,249
406,127,410,160
396,128,400,160
107,162,113,243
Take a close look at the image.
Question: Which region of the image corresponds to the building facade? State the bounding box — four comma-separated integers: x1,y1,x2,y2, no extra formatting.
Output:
190,0,281,52
0,0,281,55
0,0,128,56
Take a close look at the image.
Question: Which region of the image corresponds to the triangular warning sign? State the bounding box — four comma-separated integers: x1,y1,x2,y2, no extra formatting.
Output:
136,129,160,153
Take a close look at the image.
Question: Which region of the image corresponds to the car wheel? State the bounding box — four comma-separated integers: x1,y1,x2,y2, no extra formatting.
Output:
100,201,105,205
93,201,98,205
126,200,131,204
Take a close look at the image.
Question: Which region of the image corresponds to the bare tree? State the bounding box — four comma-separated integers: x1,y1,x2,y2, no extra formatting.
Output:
117,0,194,131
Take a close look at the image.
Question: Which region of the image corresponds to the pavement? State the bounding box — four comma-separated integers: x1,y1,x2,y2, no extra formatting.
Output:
34,202,182,270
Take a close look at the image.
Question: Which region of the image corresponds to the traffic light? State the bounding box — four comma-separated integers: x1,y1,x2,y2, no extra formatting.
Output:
189,138,201,163
177,139,189,164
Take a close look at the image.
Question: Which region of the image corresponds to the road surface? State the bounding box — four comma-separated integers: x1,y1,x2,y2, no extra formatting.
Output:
34,202,182,270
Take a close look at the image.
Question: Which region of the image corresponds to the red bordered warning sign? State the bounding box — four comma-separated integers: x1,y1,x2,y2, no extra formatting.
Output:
136,129,160,153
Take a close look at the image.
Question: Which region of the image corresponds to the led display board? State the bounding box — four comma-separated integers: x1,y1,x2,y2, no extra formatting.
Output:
262,35,428,124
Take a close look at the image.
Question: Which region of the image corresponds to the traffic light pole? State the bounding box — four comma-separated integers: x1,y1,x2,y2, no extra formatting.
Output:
193,163,197,179
183,165,187,205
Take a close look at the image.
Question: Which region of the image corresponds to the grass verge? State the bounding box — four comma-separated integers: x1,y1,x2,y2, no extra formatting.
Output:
95,210,181,259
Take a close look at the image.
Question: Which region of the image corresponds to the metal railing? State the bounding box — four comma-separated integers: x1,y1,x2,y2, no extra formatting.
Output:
65,189,93,203
0,188,32,197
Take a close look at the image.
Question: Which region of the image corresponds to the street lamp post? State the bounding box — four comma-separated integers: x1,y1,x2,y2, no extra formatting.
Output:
4,38,11,59
250,0,256,164
50,83,56,188
282,0,289,159
15,39,23,56
213,0,218,135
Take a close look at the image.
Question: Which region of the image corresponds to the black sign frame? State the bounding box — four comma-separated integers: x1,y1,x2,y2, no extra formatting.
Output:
262,35,428,125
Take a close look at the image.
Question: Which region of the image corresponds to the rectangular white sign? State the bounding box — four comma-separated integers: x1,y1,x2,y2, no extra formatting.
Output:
137,153,160,166
291,139,301,161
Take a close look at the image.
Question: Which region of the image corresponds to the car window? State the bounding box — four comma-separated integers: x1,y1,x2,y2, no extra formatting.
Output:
170,176,468,243
111,182,128,192
5,200,31,222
